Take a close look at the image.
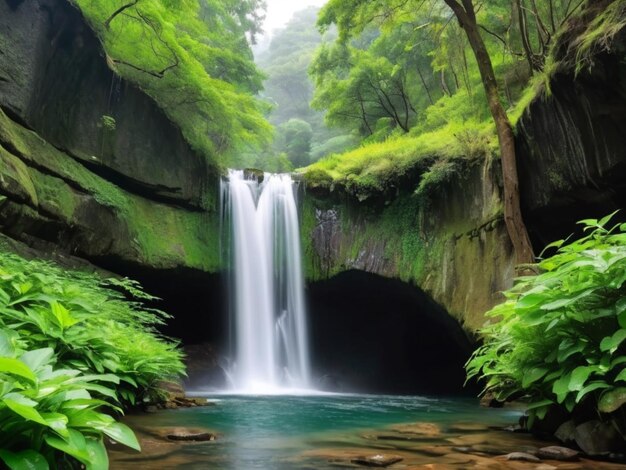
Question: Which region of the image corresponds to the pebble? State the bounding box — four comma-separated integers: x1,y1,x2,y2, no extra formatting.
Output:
536,446,579,461
504,451,540,462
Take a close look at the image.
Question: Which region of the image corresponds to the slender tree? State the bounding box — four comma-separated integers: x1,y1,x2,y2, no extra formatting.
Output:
319,0,535,265
442,0,534,265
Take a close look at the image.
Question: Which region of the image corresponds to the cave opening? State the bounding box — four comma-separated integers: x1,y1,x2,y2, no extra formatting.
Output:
92,258,476,395
307,270,476,396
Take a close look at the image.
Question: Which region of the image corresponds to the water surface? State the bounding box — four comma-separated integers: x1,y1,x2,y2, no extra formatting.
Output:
111,394,525,469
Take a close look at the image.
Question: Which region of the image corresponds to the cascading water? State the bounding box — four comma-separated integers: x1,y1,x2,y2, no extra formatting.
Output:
222,169,311,392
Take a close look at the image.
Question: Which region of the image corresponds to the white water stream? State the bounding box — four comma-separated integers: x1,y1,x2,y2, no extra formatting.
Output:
222,170,311,393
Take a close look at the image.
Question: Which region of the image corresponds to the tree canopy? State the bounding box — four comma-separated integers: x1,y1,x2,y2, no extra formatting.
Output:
74,0,272,165
254,7,357,169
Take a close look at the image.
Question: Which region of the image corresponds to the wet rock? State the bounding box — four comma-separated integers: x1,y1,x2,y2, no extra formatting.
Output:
574,420,622,456
415,446,450,457
350,454,403,467
166,432,215,442
447,423,490,433
536,446,579,461
471,444,514,455
554,420,577,445
389,423,441,438
171,396,212,408
451,447,472,453
502,424,525,433
503,451,540,462
243,168,264,183
144,405,159,413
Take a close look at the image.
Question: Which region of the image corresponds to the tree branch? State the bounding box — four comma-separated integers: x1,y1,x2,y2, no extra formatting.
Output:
104,0,139,30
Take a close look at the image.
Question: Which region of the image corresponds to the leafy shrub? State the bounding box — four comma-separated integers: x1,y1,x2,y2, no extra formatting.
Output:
0,247,185,468
467,213,626,427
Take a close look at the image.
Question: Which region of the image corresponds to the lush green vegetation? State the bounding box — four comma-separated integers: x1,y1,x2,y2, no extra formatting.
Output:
0,243,184,469
252,7,357,170
72,0,271,165
302,0,614,200
467,213,626,427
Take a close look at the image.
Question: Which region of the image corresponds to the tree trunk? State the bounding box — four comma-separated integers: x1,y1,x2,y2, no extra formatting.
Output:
443,0,535,266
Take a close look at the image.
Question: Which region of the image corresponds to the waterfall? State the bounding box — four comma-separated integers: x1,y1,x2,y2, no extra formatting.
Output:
222,169,311,392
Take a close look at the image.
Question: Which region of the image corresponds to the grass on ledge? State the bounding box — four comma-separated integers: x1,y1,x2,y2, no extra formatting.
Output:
301,119,496,201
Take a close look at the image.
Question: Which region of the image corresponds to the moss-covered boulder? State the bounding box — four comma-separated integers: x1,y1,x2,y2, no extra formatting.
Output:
0,0,221,274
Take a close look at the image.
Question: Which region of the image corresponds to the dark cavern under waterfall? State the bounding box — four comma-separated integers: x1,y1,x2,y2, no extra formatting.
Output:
1,0,626,468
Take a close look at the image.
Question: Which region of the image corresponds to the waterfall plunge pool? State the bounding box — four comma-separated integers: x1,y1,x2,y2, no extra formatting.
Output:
108,394,536,469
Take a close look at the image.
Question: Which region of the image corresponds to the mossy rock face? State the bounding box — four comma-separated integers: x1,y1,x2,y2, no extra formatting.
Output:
0,0,221,274
302,160,515,331
0,108,220,273
516,27,626,246
0,0,215,210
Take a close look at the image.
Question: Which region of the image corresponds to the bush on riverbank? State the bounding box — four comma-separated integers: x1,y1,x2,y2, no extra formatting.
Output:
467,213,626,433
0,245,184,468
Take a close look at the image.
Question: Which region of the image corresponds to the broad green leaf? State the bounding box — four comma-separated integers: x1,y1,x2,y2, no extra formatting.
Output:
552,373,572,403
557,342,586,364
80,383,118,401
45,429,90,463
119,375,138,387
522,367,549,388
3,397,48,426
66,409,114,429
0,329,16,357
516,293,546,310
599,387,626,413
0,358,36,382
49,301,78,330
68,374,120,385
61,398,121,414
100,422,141,451
615,369,626,383
569,366,597,392
600,329,626,353
41,412,69,437
20,348,54,372
0,449,49,470
85,437,109,470
576,382,610,402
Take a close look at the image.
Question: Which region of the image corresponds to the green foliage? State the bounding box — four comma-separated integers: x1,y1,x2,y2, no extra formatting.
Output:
467,213,626,425
261,152,294,173
275,119,313,168
572,1,626,74
303,121,494,201
72,0,272,164
306,0,531,198
256,6,342,167
99,115,116,131
310,134,359,161
307,0,615,200
0,246,184,468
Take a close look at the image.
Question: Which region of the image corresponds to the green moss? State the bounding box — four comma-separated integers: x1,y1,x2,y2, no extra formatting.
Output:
131,199,220,271
0,108,221,272
0,146,38,205
31,171,79,221
302,120,494,201
71,0,271,164
572,1,626,74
